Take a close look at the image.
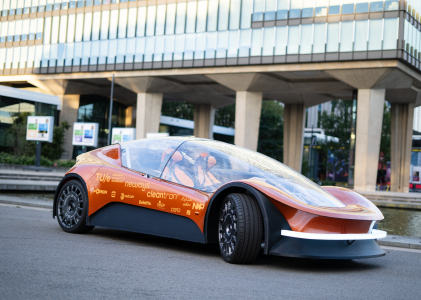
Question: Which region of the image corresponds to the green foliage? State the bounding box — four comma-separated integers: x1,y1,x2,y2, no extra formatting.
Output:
0,152,75,167
160,100,285,163
257,101,284,162
379,104,391,169
6,112,33,157
0,152,52,166
320,180,336,186
319,101,391,180
6,115,70,161
40,121,71,160
318,100,352,175
215,104,236,128
55,160,76,167
161,101,194,120
301,157,310,177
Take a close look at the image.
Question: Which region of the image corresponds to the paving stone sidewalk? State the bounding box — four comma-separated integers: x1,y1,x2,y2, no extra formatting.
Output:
1,195,420,250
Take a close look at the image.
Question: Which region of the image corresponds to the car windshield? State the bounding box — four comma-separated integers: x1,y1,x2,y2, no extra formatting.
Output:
162,140,345,208
120,138,185,177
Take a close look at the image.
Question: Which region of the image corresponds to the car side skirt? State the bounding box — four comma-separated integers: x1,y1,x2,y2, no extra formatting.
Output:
88,202,206,244
269,237,386,260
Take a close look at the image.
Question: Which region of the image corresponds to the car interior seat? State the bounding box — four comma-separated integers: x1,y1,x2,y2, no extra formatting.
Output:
194,153,221,189
162,149,195,188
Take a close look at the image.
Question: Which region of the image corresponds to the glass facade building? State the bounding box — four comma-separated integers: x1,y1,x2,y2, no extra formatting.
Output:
0,94,57,150
0,0,418,74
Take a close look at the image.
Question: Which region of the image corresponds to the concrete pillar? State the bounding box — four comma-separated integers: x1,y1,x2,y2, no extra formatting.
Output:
59,95,80,160
234,91,262,151
194,104,215,139
136,93,163,139
283,103,305,172
390,103,414,193
354,89,385,192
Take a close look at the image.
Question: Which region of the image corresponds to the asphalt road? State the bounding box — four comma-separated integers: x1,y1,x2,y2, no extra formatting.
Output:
1,205,421,300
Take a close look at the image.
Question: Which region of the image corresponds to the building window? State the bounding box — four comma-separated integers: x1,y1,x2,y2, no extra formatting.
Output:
370,1,384,12
354,20,368,51
368,19,382,51
356,1,369,14
274,26,287,55
340,21,353,52
313,23,326,53
287,25,299,54
300,24,313,54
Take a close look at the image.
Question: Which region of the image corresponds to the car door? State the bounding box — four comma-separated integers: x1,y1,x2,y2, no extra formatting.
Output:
104,138,209,228
88,138,209,242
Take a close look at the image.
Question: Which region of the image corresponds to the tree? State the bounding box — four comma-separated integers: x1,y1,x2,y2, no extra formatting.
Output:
257,101,284,162
161,101,194,120
318,100,352,181
40,121,71,160
6,112,33,157
215,104,236,128
7,114,71,161
379,104,391,169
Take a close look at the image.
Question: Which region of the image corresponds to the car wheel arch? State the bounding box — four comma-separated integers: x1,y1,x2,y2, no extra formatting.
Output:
204,182,291,255
53,174,90,221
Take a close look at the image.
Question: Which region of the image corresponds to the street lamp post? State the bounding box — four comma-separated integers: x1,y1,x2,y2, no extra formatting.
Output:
108,74,115,146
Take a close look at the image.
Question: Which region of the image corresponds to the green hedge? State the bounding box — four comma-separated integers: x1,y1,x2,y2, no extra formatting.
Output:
0,152,75,168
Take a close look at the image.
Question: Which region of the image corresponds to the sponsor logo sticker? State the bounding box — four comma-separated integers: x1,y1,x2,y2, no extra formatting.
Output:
192,203,205,210
139,200,151,205
93,189,107,195
120,193,134,200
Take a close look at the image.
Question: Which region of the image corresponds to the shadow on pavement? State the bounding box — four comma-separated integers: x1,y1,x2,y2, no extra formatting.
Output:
87,227,220,257
85,227,384,272
253,253,383,273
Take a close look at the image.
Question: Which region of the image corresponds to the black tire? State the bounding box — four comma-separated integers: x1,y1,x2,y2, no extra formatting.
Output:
218,193,263,264
56,180,94,234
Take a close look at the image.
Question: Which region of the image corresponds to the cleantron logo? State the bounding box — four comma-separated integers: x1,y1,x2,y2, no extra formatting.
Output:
93,189,107,195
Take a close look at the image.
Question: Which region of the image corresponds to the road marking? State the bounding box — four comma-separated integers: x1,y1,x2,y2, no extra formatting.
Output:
381,246,421,254
0,203,52,212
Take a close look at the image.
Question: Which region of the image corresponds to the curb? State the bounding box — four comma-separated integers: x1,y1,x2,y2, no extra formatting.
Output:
377,235,421,250
0,198,53,209
372,201,421,210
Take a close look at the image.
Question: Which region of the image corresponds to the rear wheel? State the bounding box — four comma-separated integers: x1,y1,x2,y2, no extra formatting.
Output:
56,180,94,234
218,193,263,264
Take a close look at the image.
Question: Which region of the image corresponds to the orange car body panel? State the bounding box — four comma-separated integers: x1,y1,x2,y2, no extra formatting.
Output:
87,165,210,232
66,145,382,235
238,180,383,221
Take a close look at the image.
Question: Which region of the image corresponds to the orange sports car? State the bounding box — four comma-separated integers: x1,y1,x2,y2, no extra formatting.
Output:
53,137,387,264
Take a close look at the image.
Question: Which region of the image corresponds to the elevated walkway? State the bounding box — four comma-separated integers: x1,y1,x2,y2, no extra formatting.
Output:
357,190,421,210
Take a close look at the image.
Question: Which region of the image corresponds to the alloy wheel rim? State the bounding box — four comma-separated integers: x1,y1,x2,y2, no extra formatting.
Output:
58,184,83,228
219,200,237,257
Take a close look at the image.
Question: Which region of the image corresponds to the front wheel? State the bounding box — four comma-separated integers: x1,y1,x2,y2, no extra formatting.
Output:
218,193,263,264
56,180,94,234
